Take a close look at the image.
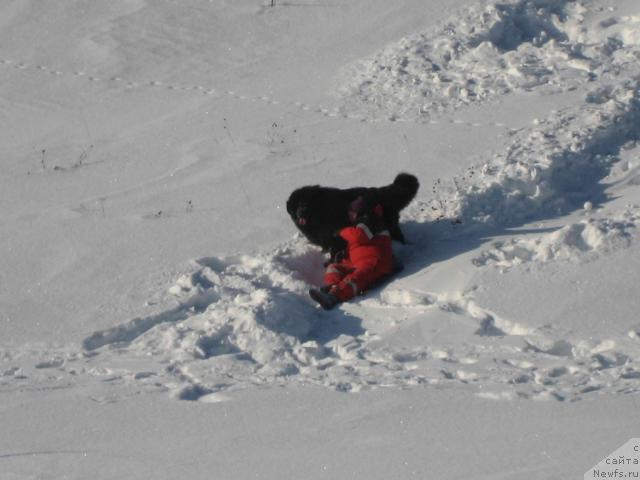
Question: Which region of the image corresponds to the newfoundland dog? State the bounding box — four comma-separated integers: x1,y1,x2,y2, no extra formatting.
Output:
286,173,419,255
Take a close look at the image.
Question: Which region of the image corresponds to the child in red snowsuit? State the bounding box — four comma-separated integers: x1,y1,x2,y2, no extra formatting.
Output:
309,195,394,310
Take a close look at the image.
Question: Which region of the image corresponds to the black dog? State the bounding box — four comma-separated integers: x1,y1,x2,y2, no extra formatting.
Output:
286,173,419,256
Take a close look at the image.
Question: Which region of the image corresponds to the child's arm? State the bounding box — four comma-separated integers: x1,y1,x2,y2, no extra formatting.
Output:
340,225,372,245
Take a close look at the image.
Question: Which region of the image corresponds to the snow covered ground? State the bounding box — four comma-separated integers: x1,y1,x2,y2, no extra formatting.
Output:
1,0,640,478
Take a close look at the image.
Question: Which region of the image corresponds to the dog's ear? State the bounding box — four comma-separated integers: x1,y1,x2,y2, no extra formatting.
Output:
286,189,302,216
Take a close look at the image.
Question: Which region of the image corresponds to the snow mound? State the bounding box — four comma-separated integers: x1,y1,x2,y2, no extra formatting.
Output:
405,80,640,228
80,239,329,396
473,206,640,269
338,0,640,121
78,243,533,397
4,228,638,402
68,256,640,402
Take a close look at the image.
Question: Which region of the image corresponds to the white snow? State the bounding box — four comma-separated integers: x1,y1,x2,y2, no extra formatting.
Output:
473,206,640,268
338,0,640,121
1,0,640,479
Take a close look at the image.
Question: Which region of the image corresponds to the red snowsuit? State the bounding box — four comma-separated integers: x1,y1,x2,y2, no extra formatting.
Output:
324,223,393,301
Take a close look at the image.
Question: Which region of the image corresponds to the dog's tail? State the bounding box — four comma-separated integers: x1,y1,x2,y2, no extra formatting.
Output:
379,173,419,212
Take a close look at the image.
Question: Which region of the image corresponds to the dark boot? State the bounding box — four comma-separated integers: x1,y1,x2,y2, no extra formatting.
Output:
309,288,340,310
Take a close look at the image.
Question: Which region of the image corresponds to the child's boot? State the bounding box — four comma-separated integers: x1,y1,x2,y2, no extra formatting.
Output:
309,288,340,310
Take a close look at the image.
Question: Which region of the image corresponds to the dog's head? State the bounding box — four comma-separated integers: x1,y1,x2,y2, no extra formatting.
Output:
286,186,319,228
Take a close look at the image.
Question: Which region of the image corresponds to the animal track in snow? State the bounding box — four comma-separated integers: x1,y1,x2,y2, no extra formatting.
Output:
368,288,534,336
0,55,511,129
